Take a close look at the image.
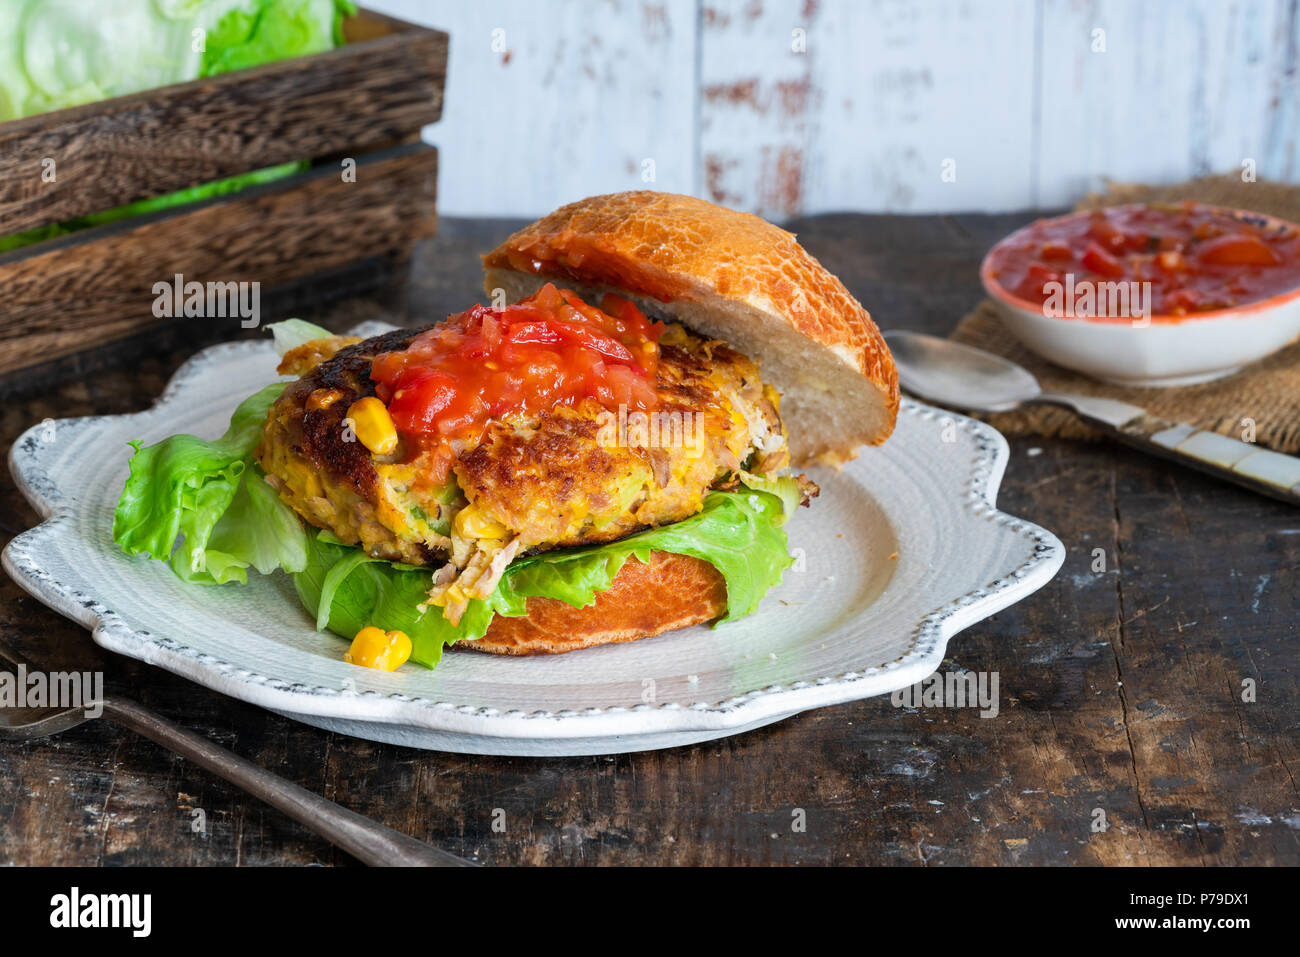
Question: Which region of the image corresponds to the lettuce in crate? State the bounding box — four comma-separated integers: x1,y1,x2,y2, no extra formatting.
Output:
0,1,357,250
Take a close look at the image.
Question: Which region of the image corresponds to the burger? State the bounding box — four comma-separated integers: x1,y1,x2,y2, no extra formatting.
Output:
113,192,898,671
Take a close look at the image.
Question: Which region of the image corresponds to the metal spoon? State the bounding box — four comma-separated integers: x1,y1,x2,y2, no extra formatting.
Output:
0,642,475,867
883,330,1300,507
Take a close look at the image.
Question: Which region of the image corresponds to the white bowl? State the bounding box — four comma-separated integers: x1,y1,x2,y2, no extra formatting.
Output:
981,207,1300,387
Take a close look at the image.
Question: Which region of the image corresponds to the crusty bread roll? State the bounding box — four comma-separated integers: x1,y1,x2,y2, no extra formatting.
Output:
458,190,896,656
458,550,726,655
482,190,899,465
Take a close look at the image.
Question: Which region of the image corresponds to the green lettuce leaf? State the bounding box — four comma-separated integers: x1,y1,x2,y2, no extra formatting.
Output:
2,1,355,122
505,488,793,620
0,163,306,254
292,533,517,668
185,460,310,583
201,1,353,77
736,471,802,523
293,488,796,668
112,382,306,584
266,318,334,356
0,1,356,251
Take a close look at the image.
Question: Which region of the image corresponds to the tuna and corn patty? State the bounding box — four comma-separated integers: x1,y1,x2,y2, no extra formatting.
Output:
256,322,794,621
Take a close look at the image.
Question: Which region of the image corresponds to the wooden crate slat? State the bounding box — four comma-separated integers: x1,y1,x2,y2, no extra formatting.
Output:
0,13,447,236
0,144,437,376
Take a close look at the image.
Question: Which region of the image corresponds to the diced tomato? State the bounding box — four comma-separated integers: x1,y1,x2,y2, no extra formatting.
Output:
504,321,565,348
557,324,636,362
387,369,458,433
1081,242,1126,278
1197,234,1283,266
986,202,1300,319
368,283,663,450
1123,230,1151,251
1156,251,1187,272
1026,263,1064,283
1087,214,1127,250
480,312,502,351
605,363,657,409
1012,262,1063,301
1164,288,1202,313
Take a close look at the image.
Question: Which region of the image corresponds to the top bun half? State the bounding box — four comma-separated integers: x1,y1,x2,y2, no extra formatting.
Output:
481,191,899,465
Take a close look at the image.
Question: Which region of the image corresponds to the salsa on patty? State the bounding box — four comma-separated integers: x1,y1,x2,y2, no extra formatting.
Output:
256,284,803,625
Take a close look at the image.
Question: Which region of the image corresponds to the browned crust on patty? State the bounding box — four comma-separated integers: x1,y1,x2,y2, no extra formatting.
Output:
278,336,364,377
259,327,423,504
456,550,728,655
256,327,442,564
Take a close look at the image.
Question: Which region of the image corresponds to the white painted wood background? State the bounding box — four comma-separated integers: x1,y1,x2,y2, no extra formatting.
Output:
366,0,1300,219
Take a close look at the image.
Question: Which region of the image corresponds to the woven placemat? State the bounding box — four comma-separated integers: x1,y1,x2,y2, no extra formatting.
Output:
949,173,1300,454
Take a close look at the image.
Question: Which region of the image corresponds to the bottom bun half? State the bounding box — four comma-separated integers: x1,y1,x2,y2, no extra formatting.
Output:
455,550,727,656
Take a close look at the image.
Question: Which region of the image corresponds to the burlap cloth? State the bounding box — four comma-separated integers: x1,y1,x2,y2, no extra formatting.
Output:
949,173,1300,453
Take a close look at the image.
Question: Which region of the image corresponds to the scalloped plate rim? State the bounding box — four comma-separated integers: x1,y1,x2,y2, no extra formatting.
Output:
3,332,1065,744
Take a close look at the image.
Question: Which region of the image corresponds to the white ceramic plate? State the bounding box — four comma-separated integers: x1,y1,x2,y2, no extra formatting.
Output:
4,327,1064,756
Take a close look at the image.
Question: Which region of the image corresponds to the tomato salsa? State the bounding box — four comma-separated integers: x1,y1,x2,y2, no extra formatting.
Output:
371,283,665,463
985,203,1300,318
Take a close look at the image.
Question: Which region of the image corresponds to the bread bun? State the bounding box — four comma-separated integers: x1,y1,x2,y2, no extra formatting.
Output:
457,550,726,655
458,191,894,657
482,190,898,465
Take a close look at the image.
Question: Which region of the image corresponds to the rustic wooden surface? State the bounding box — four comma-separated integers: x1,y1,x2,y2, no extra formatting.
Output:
0,143,437,377
0,9,446,234
1,213,1296,866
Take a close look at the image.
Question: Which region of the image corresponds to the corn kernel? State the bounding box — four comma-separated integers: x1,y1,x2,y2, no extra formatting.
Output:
346,397,399,455
307,388,345,411
660,324,688,346
453,503,508,539
344,626,412,671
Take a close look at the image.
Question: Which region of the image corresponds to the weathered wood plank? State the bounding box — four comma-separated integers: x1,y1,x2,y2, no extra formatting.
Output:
372,0,1300,216
0,212,1296,866
374,0,698,216
0,11,446,233
0,145,437,377
1034,0,1296,206
699,0,1039,218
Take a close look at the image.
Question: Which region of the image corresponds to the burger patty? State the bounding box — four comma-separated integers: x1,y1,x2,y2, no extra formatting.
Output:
257,328,436,565
256,323,793,601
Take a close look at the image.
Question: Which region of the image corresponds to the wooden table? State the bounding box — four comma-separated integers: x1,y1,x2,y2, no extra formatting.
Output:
1,213,1296,866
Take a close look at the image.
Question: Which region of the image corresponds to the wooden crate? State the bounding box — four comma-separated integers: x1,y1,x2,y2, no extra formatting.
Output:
0,8,447,379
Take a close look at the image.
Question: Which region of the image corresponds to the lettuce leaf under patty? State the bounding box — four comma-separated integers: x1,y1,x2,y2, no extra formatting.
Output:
293,483,797,668
112,381,308,585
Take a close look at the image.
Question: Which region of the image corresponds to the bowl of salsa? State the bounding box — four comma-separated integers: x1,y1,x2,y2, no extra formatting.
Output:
980,203,1300,386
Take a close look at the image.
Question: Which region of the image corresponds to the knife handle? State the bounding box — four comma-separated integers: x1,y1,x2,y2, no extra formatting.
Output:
101,696,474,867
1049,394,1300,507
